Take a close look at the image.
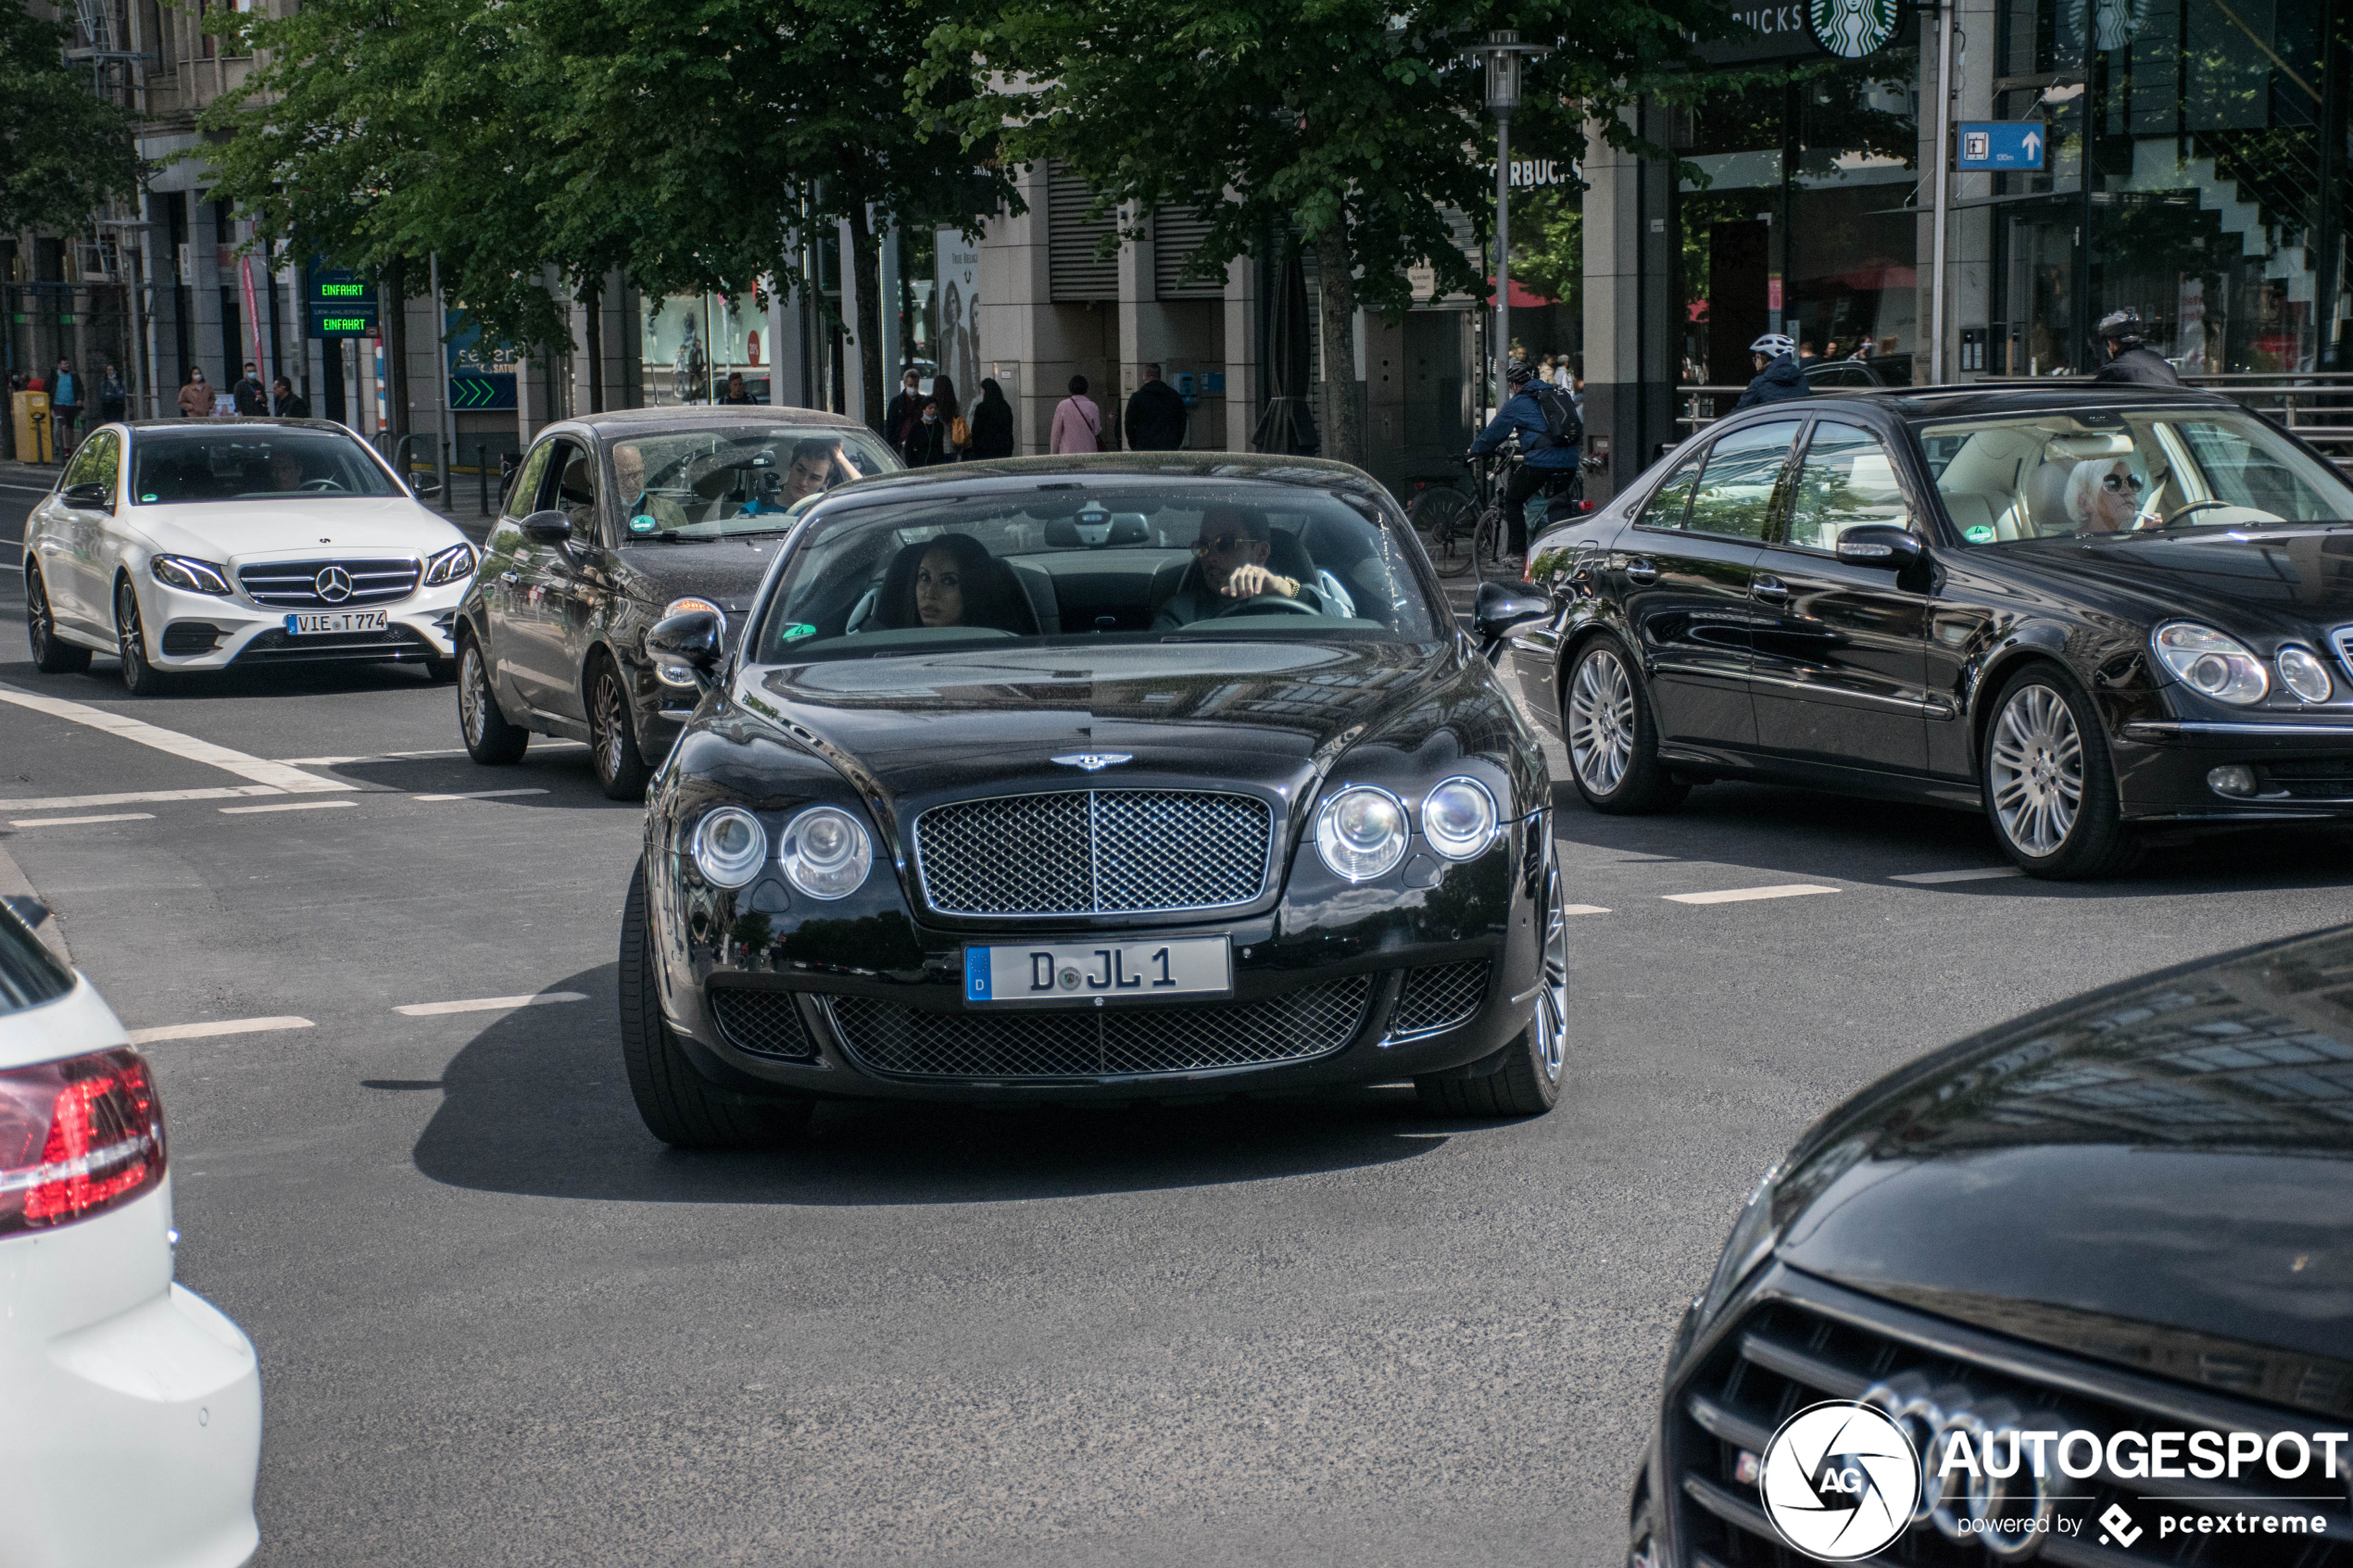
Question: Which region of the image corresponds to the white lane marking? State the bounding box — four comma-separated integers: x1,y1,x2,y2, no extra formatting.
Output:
1663,884,1840,905
271,743,582,764
411,788,549,801
0,483,54,493
126,1015,314,1044
1891,867,2023,884
0,683,354,794
0,785,288,812
394,991,587,1017
220,799,358,815
10,811,156,827
271,756,371,766
1562,903,1613,915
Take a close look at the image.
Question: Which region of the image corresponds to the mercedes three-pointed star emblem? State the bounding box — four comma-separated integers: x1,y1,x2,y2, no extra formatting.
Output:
314,564,353,603
1051,753,1133,771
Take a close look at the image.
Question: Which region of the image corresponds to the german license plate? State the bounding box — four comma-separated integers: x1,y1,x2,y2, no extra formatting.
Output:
285,610,388,634
964,936,1231,1005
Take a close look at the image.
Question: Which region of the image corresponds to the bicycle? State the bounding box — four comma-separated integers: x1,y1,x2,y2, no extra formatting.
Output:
1409,443,1517,578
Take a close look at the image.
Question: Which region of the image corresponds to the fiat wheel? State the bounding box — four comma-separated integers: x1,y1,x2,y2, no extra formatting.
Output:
1563,633,1687,814
1982,663,2135,879
26,566,92,674
113,579,171,696
457,633,530,765
588,656,651,800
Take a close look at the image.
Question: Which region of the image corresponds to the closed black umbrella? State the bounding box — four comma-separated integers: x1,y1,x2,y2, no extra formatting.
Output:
1251,238,1319,456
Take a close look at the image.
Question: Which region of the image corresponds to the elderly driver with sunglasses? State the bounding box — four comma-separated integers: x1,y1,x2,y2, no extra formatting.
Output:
2065,458,2155,533
1151,503,1326,629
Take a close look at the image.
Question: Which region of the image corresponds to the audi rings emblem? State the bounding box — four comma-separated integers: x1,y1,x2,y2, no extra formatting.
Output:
1861,1374,2056,1559
314,565,354,603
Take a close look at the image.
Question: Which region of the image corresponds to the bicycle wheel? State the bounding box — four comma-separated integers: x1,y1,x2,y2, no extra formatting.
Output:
1410,488,1478,577
1472,507,1507,578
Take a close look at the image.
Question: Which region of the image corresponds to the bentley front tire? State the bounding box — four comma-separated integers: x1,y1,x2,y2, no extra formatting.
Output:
1982,662,2137,880
457,633,530,765
619,863,813,1150
1564,633,1687,815
1416,857,1567,1118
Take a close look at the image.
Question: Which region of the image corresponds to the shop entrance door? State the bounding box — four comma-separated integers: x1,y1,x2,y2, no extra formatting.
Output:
1707,220,1771,387
2000,208,2081,376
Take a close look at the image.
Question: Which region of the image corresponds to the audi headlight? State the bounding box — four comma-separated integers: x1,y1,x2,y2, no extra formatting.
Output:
2277,645,2334,704
1315,785,1409,882
2155,622,2268,704
149,554,232,596
422,541,477,585
689,806,767,888
779,806,872,899
1421,778,1499,859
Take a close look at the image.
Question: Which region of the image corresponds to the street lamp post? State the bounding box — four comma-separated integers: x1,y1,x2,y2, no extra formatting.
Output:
1462,30,1552,404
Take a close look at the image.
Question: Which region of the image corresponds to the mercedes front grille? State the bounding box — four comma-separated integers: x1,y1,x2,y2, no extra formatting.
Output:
238,558,422,608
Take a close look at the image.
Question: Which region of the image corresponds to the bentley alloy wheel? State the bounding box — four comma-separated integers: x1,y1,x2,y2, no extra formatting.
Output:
1416,836,1568,1117
1563,634,1687,815
1981,665,2134,880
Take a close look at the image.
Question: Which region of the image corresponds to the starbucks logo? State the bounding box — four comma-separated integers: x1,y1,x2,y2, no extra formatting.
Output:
1808,0,1899,57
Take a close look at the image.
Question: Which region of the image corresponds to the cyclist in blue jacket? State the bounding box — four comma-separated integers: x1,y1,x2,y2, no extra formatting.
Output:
1467,360,1582,561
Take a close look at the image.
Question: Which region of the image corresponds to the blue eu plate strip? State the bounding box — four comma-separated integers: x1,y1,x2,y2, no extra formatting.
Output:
283,614,298,633
963,947,991,1001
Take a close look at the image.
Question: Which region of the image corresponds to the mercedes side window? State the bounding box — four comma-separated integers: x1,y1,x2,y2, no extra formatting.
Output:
1684,419,1802,541
1783,423,1911,551
1635,451,1706,532
58,434,107,498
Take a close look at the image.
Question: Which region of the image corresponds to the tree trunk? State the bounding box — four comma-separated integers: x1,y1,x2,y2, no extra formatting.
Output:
849,204,885,433
384,255,411,445
584,278,603,414
1312,224,1361,469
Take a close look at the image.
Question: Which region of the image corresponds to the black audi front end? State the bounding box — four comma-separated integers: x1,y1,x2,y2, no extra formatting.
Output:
1632,929,2353,1567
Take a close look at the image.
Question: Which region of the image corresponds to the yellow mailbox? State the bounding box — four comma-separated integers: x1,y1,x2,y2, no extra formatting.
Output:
11,391,54,466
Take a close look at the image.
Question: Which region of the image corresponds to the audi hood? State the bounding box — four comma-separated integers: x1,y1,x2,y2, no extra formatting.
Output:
117,496,470,564
1760,925,2353,1416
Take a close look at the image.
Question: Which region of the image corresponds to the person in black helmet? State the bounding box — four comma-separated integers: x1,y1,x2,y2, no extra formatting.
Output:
2091,309,2183,385
1468,359,1584,559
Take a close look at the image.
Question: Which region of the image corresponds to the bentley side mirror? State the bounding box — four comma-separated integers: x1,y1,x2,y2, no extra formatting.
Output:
520,509,574,545
60,482,109,509
647,608,725,690
1835,524,1923,569
1472,578,1554,656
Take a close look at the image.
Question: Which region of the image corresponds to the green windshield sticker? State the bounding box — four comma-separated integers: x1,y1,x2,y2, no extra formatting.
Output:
140,493,157,503
628,514,659,533
780,622,817,641
1964,524,1995,543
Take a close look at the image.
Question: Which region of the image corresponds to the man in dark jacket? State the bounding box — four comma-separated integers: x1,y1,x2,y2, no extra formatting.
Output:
1733,334,1809,409
883,369,925,448
232,361,269,416
1125,363,1188,451
1468,360,1584,558
271,376,310,419
2090,309,2183,385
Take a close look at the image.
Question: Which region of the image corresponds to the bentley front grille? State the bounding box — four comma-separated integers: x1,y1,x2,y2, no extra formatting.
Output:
1389,960,1491,1038
707,987,818,1061
238,558,421,608
825,976,1371,1079
913,789,1272,916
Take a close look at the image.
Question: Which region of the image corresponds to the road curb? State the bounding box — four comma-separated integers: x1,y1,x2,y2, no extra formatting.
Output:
0,838,71,968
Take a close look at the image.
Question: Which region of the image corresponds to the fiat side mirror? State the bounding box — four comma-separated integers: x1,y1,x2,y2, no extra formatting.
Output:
520,509,573,545
1472,578,1554,656
1835,524,1923,569
647,608,725,689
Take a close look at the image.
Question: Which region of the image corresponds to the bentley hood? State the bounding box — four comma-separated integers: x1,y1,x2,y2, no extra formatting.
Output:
1768,926,2353,1415
1994,524,2353,638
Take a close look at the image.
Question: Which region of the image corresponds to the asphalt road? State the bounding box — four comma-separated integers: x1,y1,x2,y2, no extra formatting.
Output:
6,474,2353,1566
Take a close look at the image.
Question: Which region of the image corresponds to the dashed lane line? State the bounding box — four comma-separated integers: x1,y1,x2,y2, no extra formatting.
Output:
272,742,585,764
0,683,355,794
1663,884,1840,905
220,799,358,815
10,811,155,827
412,788,550,801
126,1016,315,1045
393,991,588,1017
0,785,294,812
1890,867,2024,884
1563,904,1613,915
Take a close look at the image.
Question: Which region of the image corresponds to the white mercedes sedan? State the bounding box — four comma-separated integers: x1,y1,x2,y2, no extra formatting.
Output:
23,419,477,695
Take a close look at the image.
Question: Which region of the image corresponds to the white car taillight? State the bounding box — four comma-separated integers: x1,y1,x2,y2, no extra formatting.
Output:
0,1047,167,1236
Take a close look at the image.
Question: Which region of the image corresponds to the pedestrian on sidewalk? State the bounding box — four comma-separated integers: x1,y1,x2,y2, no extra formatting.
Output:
904,374,961,467
232,361,269,416
177,367,212,418
49,359,80,455
884,369,925,450
966,378,1015,459
271,376,309,419
98,364,126,424
1124,363,1187,451
719,372,756,404
1050,375,1101,455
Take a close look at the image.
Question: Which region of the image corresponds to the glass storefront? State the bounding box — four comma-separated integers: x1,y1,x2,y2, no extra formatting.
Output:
639,291,767,404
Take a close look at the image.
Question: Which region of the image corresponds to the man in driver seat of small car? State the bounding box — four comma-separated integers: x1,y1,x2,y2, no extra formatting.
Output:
1152,505,1324,629
612,442,690,533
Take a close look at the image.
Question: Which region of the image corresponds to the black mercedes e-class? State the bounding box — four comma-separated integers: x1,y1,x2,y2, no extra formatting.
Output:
616,453,1569,1148
452,407,899,797
1632,925,2353,1567
1514,386,2353,877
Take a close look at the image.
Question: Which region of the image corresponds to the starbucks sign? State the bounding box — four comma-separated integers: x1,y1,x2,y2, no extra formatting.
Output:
1808,0,1899,57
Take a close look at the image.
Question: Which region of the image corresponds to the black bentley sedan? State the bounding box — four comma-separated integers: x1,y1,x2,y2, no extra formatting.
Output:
1632,925,2353,1567
1515,385,2353,877
616,454,1568,1148
452,407,899,797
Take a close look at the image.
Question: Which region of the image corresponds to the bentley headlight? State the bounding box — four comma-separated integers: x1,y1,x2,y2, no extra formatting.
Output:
2277,646,2334,704
689,806,767,888
1315,785,1409,882
2155,622,2268,704
1421,778,1498,860
422,541,477,585
779,806,872,899
149,554,232,595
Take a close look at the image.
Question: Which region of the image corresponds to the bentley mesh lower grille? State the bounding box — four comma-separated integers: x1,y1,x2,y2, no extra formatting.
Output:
826,977,1372,1078
1389,960,1491,1036
913,789,1271,915
707,988,818,1060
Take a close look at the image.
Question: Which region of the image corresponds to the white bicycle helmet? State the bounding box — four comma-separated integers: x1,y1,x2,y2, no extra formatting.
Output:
1748,333,1797,358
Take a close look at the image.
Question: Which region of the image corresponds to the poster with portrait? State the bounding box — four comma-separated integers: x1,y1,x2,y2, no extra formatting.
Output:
935,230,981,403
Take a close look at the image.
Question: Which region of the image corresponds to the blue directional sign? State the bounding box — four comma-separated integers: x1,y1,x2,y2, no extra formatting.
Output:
1956,120,2046,171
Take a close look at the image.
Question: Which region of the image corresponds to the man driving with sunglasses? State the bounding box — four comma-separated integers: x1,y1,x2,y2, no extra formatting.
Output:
1151,503,1326,629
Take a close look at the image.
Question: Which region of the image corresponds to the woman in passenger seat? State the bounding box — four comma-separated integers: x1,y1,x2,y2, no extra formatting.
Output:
881,533,1027,633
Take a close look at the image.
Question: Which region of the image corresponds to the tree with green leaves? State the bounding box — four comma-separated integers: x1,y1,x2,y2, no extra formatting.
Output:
0,2,140,236
922,0,1730,466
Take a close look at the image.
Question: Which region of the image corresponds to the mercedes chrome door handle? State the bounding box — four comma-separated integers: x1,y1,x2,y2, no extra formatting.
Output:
1751,576,1790,605
1623,557,1660,584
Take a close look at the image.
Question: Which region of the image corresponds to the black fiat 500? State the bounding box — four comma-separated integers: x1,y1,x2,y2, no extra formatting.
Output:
453,407,898,797
1515,386,2353,877
618,454,1567,1148
1633,923,2353,1566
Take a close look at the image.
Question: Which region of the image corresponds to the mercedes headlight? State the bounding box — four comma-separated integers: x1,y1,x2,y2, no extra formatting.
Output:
2277,646,2334,704
689,806,767,888
149,555,232,596
2155,622,2268,704
655,598,727,687
1421,778,1499,860
1315,785,1409,882
779,806,872,899
422,541,477,585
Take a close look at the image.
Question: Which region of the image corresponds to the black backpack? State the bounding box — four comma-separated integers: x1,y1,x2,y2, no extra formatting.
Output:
1527,385,1580,450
